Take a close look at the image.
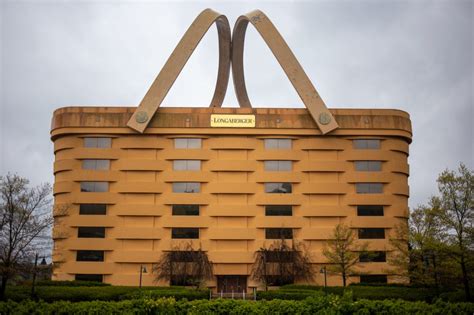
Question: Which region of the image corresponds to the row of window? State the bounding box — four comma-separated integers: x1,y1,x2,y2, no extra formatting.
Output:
75,274,387,285
74,249,387,263
80,159,384,172
79,181,385,194
74,273,388,284
74,227,386,241
83,137,382,150
77,204,385,217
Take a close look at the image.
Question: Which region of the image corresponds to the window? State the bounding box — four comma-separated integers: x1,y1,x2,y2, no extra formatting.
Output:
264,139,292,149
75,274,103,282
356,183,383,194
173,160,201,171
265,275,294,286
171,228,199,239
265,205,292,216
265,251,294,262
82,159,110,170
359,275,387,284
172,205,200,216
265,228,293,239
80,182,108,192
357,205,384,216
264,161,292,171
76,250,104,262
359,251,387,262
174,138,201,149
353,139,380,149
78,227,105,238
172,182,200,193
358,228,385,239
84,137,111,148
354,161,382,172
79,204,107,215
265,183,292,194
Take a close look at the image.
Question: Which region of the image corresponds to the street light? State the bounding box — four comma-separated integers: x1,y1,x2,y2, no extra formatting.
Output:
139,265,148,288
320,266,327,293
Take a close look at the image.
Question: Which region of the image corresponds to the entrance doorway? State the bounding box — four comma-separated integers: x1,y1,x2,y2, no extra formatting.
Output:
217,275,247,293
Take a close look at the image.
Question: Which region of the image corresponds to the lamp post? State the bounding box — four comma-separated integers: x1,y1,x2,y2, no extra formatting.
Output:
320,266,327,293
31,254,48,299
139,265,147,288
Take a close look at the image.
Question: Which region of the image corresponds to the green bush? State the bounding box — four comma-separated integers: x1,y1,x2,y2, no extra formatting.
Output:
4,285,207,302
0,296,473,315
260,285,441,302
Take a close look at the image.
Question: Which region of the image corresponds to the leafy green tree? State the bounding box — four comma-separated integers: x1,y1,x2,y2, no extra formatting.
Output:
434,163,473,300
323,223,369,286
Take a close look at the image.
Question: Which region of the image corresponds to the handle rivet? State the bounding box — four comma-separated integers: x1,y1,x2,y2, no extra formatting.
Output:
136,111,149,123
318,112,331,125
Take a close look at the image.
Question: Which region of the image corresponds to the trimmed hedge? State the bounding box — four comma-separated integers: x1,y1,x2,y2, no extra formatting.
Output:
0,296,473,314
258,285,448,302
5,285,208,302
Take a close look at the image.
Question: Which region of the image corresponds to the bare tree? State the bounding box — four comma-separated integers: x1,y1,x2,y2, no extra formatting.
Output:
0,174,53,300
152,242,212,289
323,223,369,287
252,238,313,291
434,163,473,301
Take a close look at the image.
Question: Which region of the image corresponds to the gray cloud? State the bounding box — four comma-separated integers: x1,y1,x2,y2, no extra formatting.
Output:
1,0,472,208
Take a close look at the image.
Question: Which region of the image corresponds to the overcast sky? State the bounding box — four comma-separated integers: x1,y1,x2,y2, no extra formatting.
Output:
0,0,472,208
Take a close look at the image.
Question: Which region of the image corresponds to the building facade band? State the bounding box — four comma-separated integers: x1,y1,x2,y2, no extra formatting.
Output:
51,107,412,291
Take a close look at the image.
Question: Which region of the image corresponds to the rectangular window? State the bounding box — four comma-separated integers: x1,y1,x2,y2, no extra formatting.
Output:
265,205,292,216
172,205,200,216
264,161,292,171
358,228,385,239
357,205,384,216
359,251,387,262
76,250,104,262
265,228,293,239
354,161,382,172
265,183,292,194
174,138,201,149
79,204,107,215
353,139,380,149
355,183,383,194
171,228,199,239
75,274,103,282
80,182,109,192
84,137,111,148
172,182,200,193
359,275,387,284
82,159,110,170
264,139,292,149
78,227,105,238
173,160,201,171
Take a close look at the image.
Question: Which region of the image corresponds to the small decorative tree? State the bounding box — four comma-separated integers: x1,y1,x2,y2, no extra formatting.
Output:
0,174,54,300
323,223,369,286
152,242,212,289
252,238,313,291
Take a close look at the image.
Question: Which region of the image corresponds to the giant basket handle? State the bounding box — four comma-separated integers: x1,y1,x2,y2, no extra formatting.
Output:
232,10,338,134
127,9,231,133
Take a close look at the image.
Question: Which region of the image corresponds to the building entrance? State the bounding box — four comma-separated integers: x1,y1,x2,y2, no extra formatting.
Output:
217,275,247,293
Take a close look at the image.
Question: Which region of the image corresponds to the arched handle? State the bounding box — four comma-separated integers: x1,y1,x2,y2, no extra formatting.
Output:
232,10,338,134
127,9,231,133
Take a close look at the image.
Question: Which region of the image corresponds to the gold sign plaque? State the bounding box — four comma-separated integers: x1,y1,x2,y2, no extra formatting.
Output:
210,114,256,128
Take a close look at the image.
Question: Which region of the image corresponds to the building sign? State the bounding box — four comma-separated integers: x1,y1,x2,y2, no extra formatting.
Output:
210,114,256,128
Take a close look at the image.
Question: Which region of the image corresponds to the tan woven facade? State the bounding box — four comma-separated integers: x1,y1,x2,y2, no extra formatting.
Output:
51,107,411,290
